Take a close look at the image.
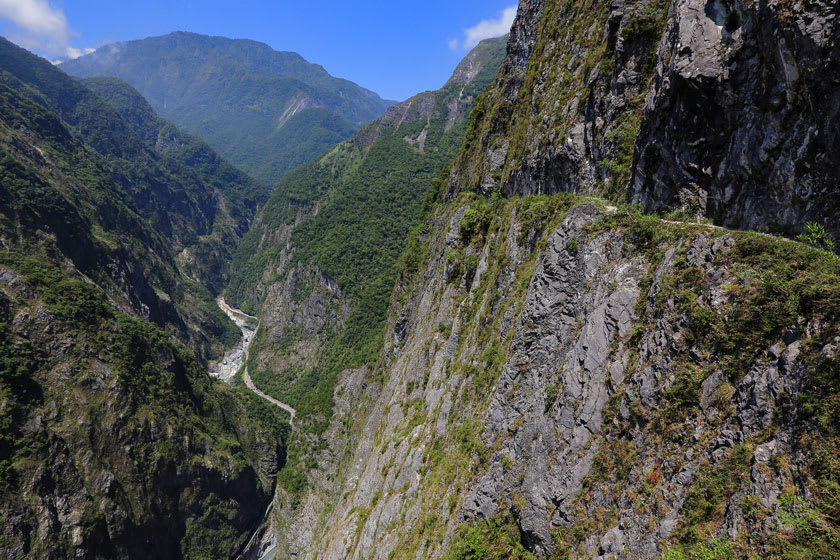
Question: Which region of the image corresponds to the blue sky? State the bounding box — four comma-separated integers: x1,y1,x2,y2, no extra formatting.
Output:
0,0,517,100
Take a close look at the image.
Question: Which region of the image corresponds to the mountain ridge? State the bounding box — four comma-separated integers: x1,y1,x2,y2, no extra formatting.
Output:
0,37,287,559
60,31,394,185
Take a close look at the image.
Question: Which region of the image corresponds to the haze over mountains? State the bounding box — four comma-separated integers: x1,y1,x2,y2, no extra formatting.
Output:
61,32,394,185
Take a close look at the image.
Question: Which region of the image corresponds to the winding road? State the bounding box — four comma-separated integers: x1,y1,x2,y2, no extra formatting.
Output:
212,297,296,424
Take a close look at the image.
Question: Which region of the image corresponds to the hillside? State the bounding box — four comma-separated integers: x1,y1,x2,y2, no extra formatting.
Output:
81,76,266,293
226,35,506,416
60,31,393,185
0,39,286,558
2,0,840,557
0,37,267,305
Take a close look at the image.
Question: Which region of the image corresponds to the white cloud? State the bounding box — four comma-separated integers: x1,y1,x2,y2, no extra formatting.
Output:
0,0,90,58
447,37,459,51
459,5,517,50
65,46,95,59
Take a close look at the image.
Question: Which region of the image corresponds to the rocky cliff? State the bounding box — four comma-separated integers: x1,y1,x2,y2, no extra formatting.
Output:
293,193,839,558
224,37,508,558
448,0,840,237
251,1,840,558
4,0,838,556
631,0,840,235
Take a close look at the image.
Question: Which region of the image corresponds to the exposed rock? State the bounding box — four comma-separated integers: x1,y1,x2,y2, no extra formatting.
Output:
632,0,840,236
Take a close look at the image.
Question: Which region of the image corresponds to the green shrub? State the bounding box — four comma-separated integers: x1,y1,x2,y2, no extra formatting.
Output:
460,203,492,243
664,537,733,560
445,514,537,560
798,221,836,253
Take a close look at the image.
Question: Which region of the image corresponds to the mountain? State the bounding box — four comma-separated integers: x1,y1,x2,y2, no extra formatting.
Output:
4,0,840,556
0,37,268,305
222,36,506,555
227,34,506,408
60,31,394,185
223,2,840,559
0,38,285,558
80,76,267,293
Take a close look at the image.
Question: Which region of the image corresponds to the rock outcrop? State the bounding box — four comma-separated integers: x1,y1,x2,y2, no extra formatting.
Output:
260,1,840,557
448,0,840,237
298,194,839,558
632,0,840,236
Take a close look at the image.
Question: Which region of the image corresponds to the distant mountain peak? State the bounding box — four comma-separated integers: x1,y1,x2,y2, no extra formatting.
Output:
59,32,392,185
446,35,508,87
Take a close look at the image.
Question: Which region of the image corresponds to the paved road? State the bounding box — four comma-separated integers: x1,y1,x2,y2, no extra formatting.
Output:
216,298,296,424
243,369,296,423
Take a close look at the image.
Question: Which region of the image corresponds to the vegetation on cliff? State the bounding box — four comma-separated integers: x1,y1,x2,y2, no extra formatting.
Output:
227,37,507,428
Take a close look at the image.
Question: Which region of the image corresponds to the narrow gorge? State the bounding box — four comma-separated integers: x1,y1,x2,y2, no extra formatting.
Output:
1,0,838,558
211,298,297,423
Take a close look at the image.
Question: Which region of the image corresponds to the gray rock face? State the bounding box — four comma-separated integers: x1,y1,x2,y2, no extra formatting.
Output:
462,204,647,555
632,0,840,236
450,0,839,236
256,262,351,376
254,2,840,557
499,0,547,104
447,0,669,199
289,198,837,559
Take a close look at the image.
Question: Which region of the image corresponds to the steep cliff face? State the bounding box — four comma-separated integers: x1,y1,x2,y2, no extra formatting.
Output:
302,195,839,559
224,37,507,558
631,0,840,235
449,0,840,237
448,0,664,198
226,37,507,426
262,2,840,558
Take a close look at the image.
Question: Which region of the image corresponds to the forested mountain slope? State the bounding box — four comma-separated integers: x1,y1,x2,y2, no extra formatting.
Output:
0,39,285,558
81,76,266,293
61,32,393,185
0,37,267,347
